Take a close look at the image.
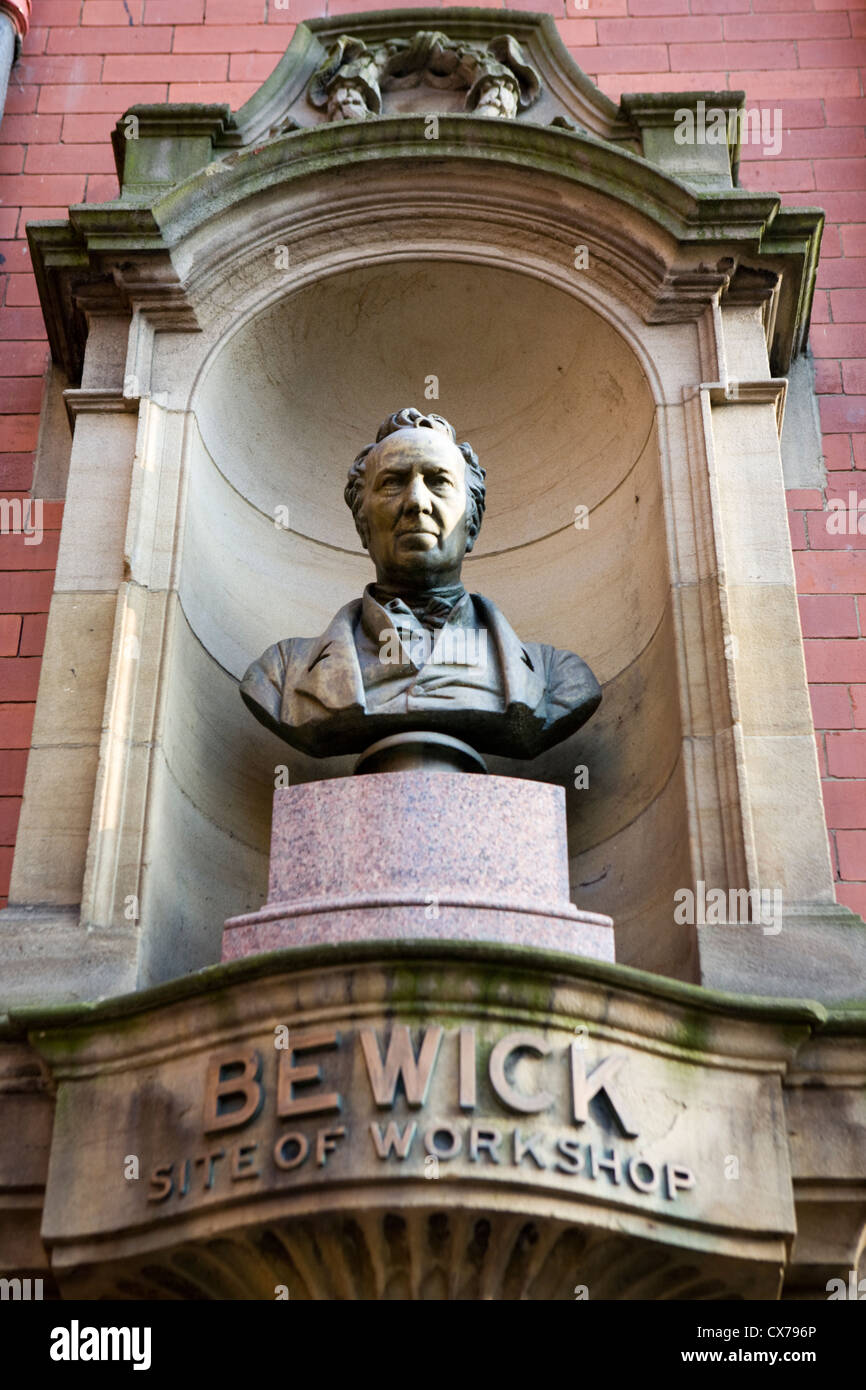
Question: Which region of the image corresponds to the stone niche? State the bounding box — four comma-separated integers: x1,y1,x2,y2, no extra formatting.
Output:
171,263,679,982
6,7,865,1004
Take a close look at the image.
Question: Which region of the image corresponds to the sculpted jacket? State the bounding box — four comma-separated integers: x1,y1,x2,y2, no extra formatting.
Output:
240,591,602,759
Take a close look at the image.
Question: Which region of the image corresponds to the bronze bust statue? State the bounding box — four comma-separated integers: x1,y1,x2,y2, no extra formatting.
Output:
241,409,601,760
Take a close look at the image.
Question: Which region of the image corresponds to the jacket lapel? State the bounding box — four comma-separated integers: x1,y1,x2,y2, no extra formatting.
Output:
289,593,546,718
291,599,367,712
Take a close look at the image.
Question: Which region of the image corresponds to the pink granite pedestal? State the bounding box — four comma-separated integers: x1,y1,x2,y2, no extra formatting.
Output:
222,772,615,962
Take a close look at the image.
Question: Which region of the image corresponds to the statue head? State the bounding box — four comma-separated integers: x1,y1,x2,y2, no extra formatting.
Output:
345,408,486,590
327,79,375,121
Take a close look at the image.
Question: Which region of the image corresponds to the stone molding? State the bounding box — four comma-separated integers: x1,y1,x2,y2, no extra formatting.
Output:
29,118,821,377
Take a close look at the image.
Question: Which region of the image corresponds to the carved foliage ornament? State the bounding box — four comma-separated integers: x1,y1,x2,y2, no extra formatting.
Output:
308,30,542,122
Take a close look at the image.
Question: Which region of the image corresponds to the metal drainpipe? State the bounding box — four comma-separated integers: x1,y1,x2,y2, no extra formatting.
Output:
0,1,31,129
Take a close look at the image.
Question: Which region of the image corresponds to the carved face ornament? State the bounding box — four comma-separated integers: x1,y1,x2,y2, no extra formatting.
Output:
472,76,520,120
327,81,372,122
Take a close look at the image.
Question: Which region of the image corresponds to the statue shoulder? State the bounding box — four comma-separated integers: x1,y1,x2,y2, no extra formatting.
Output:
242,635,313,686
241,600,363,695
240,633,322,737
541,644,602,714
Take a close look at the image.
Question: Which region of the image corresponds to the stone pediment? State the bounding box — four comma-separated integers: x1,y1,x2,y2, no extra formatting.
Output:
222,9,636,142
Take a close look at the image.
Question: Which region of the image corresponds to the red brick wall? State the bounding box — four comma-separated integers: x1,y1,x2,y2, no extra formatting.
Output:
1,0,864,913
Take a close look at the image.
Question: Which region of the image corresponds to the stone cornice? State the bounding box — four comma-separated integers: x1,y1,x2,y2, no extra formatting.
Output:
27,210,197,380
7,938,833,1042
24,9,824,380
27,115,823,383
166,118,779,240
62,388,139,428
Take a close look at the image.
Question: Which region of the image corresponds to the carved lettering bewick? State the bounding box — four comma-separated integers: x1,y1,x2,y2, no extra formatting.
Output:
203,1049,263,1134
307,31,542,123
276,1027,341,1120
201,1026,653,1138
146,1026,698,1209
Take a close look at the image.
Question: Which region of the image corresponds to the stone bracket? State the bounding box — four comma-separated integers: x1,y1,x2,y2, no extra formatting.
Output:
707,378,788,433
620,91,746,190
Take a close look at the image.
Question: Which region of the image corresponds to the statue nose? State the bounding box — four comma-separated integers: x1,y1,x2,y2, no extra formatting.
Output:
404,478,432,512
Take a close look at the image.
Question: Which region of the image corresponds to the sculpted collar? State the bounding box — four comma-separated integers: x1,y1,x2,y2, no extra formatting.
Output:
363,584,473,638
289,593,548,716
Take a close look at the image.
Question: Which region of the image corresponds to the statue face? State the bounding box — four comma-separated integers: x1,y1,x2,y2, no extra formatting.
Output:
474,78,519,119
359,428,472,590
328,83,370,121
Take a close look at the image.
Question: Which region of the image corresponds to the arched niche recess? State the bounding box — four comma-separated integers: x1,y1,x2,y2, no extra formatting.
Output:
164,259,683,983
13,8,864,1003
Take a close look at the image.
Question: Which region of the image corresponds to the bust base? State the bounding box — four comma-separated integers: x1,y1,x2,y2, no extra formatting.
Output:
354,731,487,775
223,771,614,963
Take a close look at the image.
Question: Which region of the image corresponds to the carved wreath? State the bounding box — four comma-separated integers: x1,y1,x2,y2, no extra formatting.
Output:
308,30,542,122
